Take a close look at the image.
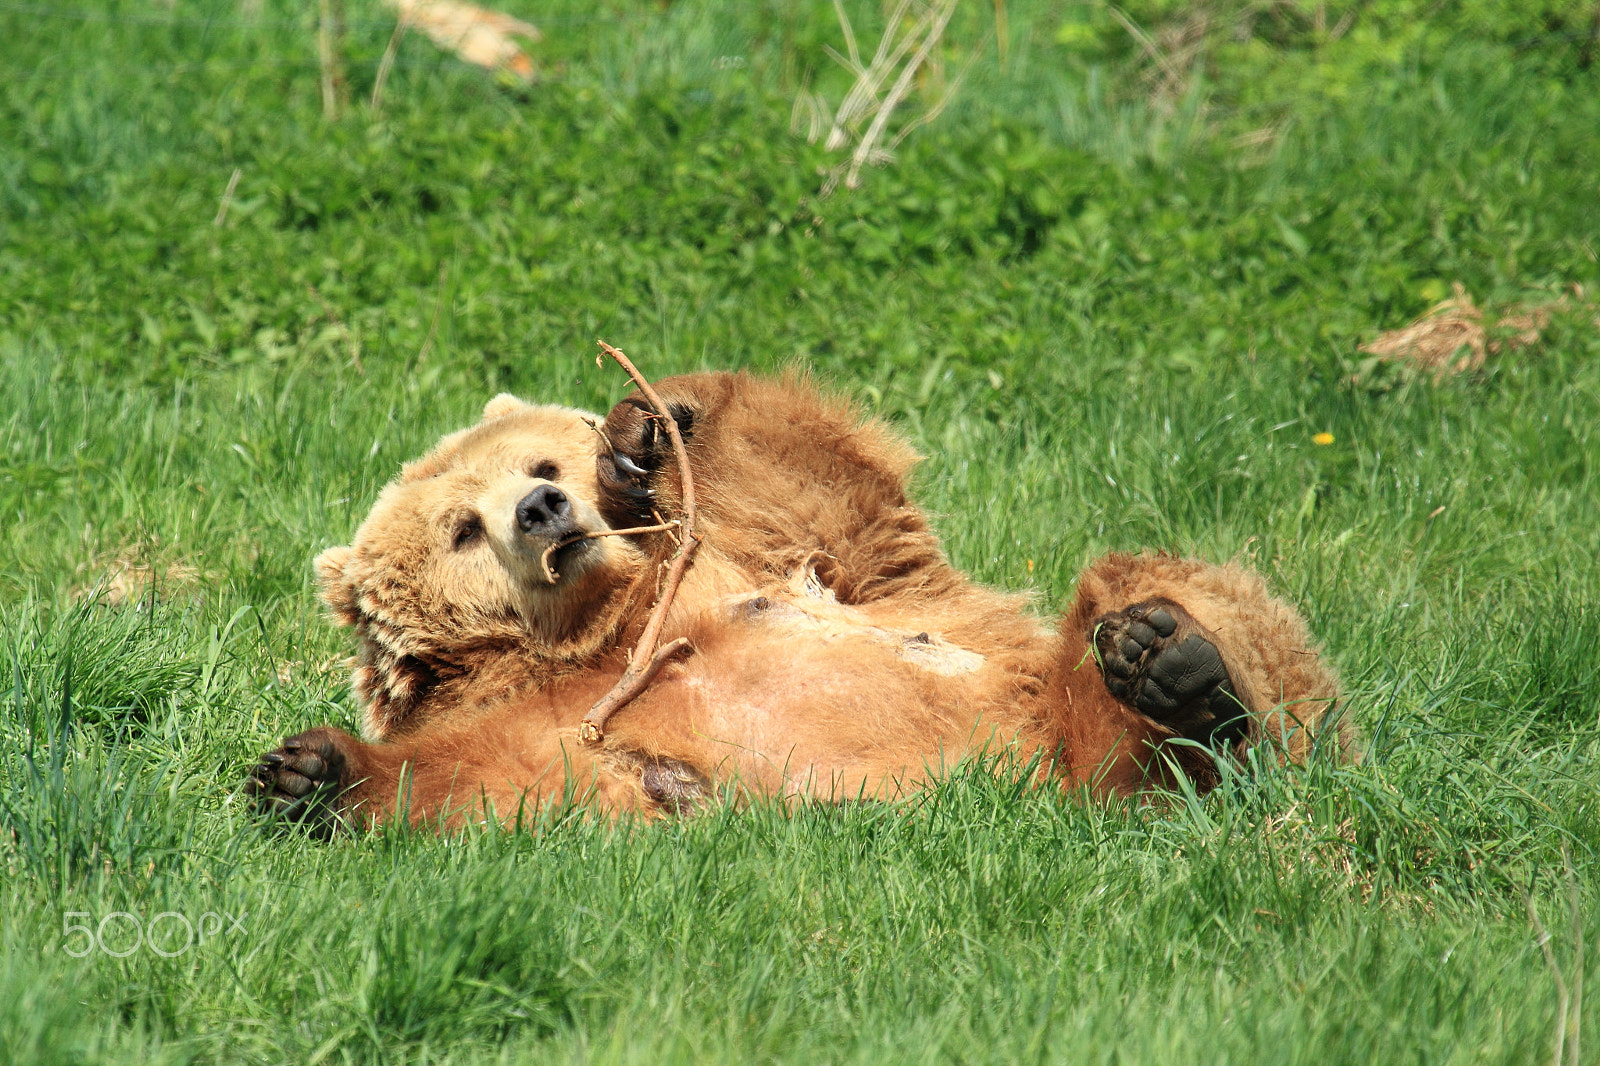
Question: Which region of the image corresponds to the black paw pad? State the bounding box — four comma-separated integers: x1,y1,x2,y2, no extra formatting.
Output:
1092,599,1249,747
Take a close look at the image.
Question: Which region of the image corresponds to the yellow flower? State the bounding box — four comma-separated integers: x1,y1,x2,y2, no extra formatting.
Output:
1312,432,1335,446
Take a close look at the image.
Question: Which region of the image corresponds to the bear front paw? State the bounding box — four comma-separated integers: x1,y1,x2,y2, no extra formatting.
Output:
598,395,697,529
1092,599,1249,748
246,728,354,839
602,397,694,475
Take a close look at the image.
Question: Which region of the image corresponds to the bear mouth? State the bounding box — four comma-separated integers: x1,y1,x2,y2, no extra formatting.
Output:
538,532,596,584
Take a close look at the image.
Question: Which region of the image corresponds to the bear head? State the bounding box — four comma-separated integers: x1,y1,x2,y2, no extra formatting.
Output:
315,394,650,740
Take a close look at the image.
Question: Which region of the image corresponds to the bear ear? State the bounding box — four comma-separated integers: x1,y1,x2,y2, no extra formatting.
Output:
482,393,530,422
314,545,361,627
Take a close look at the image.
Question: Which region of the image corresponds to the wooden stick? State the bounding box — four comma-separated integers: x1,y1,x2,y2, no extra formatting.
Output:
584,637,694,738
538,520,680,585
579,341,701,744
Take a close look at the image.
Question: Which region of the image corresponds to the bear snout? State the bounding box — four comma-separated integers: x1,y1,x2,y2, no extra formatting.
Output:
516,484,575,538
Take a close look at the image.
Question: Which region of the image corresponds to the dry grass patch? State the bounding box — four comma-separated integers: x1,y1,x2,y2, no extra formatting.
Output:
1360,282,1595,378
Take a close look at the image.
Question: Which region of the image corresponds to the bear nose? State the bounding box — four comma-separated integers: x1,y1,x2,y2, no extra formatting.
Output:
515,484,572,537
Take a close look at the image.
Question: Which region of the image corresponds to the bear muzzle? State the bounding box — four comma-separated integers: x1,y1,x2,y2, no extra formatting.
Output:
515,483,578,540
509,482,606,586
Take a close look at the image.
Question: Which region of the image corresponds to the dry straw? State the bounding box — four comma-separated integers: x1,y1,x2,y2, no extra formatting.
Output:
1359,283,1592,378
794,0,973,194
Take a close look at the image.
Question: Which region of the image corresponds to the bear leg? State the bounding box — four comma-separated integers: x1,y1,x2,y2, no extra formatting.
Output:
248,716,688,832
1064,551,1349,764
597,372,963,605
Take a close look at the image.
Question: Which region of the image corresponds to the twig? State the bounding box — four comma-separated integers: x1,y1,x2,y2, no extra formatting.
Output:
579,341,701,744
538,520,680,584
595,635,695,720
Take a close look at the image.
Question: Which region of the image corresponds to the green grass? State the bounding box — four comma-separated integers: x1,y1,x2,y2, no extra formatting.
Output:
3,0,1598,1061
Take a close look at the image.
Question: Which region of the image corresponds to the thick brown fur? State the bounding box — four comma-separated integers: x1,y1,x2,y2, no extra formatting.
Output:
258,372,1350,830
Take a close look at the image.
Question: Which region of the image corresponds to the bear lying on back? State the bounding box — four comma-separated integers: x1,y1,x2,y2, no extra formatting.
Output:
250,372,1348,832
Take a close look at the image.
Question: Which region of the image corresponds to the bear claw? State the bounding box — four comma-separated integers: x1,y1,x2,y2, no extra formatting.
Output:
246,729,351,839
1092,599,1249,748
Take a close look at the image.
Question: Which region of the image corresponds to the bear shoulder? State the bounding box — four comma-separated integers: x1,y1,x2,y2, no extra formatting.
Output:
598,371,967,604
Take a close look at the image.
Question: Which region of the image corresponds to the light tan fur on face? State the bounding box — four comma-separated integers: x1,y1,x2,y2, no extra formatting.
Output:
316,399,649,740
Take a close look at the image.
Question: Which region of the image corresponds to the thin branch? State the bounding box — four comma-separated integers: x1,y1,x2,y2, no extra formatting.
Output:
539,520,681,584
579,341,701,744
584,637,694,740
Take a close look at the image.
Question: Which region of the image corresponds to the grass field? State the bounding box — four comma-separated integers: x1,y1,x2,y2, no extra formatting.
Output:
3,0,1599,1061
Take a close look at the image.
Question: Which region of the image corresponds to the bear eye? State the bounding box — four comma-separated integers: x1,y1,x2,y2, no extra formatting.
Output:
530,460,560,482
451,513,484,551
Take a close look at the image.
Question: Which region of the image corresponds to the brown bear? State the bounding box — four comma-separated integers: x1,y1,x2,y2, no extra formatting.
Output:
249,372,1348,833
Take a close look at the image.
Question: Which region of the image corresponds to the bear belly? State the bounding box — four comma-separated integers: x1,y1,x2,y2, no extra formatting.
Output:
604,578,1053,803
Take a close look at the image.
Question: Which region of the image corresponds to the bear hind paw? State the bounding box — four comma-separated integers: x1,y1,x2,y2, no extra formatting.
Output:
1092,599,1249,749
